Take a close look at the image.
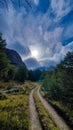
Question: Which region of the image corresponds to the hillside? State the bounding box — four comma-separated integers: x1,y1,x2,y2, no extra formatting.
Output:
6,48,24,67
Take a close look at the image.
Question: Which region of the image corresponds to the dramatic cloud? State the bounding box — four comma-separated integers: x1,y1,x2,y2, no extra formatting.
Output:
51,0,73,21
0,0,73,69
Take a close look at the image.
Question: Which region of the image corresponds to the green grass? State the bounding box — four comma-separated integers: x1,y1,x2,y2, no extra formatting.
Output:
33,89,59,130
0,81,35,130
0,95,29,130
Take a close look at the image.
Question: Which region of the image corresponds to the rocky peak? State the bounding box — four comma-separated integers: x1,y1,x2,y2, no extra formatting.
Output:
6,48,24,66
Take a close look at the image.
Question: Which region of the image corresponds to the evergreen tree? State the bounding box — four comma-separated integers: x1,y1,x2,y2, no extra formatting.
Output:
0,33,10,80
42,52,73,109
15,64,28,82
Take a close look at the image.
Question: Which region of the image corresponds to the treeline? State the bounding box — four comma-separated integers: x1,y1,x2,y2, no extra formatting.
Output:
0,33,28,82
28,69,43,81
42,52,73,110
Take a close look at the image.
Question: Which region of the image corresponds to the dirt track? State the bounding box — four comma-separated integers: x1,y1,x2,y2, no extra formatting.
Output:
37,87,71,130
29,89,42,130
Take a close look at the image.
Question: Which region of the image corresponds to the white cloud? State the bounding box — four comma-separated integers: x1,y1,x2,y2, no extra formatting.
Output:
38,40,73,67
33,0,39,5
35,0,39,5
44,27,63,42
38,26,43,35
51,0,73,21
61,41,73,55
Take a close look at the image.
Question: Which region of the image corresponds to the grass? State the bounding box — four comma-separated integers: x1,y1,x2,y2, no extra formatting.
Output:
0,95,29,130
33,89,60,130
0,81,35,130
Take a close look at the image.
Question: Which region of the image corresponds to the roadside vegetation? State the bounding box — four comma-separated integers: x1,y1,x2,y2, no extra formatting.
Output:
41,52,73,129
0,81,35,130
33,89,59,130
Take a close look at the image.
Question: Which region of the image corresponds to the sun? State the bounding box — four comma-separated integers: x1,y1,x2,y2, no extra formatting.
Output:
31,50,38,58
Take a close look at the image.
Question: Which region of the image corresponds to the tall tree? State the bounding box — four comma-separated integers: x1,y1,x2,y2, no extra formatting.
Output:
15,64,28,82
42,52,73,108
0,33,10,80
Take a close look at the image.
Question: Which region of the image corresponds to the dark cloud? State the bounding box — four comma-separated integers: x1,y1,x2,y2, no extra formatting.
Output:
25,58,40,69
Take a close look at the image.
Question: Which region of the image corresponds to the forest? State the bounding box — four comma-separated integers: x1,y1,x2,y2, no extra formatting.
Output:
42,51,73,127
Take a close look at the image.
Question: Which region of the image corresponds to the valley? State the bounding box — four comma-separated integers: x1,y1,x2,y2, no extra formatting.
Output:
0,82,72,130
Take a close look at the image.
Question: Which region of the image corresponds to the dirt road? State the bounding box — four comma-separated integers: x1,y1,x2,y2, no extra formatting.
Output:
29,89,42,130
37,87,71,130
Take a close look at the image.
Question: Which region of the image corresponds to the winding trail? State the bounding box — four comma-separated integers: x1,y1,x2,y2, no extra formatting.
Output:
29,89,42,130
37,87,71,130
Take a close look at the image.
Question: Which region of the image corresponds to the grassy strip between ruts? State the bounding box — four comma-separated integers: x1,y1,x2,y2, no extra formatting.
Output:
33,89,60,130
0,81,35,130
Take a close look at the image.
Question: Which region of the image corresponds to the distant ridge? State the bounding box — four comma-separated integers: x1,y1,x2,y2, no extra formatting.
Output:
36,66,55,71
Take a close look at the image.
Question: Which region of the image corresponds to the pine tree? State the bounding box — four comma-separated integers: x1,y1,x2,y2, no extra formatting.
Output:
0,33,10,80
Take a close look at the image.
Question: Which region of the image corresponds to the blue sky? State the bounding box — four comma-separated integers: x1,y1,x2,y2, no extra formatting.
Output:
0,0,73,69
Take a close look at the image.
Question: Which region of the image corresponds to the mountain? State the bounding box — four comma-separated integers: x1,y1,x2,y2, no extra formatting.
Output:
36,66,55,71
25,58,40,70
5,48,24,67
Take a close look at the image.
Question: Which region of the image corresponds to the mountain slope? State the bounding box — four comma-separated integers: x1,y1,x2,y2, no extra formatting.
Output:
6,48,24,67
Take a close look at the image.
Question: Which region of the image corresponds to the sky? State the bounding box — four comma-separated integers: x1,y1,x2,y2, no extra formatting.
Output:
0,0,73,69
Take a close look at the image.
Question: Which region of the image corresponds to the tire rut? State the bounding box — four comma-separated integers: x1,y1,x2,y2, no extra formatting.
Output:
29,89,42,130
37,87,71,130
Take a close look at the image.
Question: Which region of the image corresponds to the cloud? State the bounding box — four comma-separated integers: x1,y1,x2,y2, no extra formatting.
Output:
61,41,73,55
25,58,40,69
0,1,73,69
44,27,63,42
33,0,39,5
63,23,73,39
51,0,73,21
38,41,73,67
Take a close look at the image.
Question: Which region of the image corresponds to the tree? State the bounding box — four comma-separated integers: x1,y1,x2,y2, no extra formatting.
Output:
28,70,42,81
0,33,10,80
42,52,73,109
7,65,17,80
0,33,6,51
15,64,28,82
61,52,73,69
